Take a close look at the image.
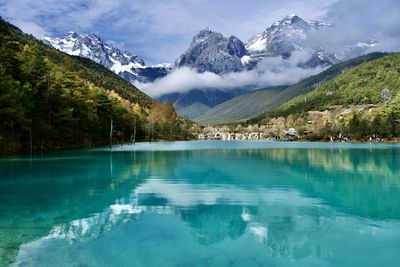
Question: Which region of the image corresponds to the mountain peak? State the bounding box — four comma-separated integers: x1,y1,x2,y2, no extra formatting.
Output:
64,31,78,38
177,29,246,74
274,14,306,27
283,14,300,21
192,28,222,42
199,27,213,34
246,14,331,53
88,33,101,40
43,32,171,83
286,13,298,18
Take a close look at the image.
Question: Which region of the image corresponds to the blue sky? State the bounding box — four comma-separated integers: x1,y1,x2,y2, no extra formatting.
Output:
1,0,399,65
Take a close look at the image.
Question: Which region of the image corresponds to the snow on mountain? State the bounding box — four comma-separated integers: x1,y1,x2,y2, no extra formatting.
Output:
175,15,339,75
42,14,380,121
43,15,376,87
161,14,375,118
245,14,336,68
175,29,246,74
246,14,332,53
43,32,170,83
152,63,174,69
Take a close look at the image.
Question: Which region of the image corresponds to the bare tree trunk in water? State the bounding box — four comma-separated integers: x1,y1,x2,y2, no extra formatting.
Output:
29,120,32,154
122,127,124,144
133,117,136,144
109,118,113,148
48,72,51,127
150,123,154,143
11,123,14,143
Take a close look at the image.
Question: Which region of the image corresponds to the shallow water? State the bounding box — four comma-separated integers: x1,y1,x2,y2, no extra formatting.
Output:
1,141,400,266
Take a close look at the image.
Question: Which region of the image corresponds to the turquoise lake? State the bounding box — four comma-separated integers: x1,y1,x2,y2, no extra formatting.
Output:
1,141,400,266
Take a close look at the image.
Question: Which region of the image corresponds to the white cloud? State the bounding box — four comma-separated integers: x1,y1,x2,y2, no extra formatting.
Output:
10,19,49,37
136,51,325,97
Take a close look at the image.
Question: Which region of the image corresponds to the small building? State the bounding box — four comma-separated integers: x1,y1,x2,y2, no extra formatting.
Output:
284,128,297,139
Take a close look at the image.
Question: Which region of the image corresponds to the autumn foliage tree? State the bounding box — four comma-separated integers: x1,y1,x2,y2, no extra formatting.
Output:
147,103,191,140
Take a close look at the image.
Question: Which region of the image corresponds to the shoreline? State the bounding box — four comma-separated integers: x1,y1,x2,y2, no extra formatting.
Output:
2,138,399,156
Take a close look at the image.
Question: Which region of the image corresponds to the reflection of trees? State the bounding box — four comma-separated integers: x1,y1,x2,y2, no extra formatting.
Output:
253,148,400,220
168,148,400,220
133,151,179,179
260,148,400,177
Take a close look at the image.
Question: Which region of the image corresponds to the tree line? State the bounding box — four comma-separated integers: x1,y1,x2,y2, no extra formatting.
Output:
0,19,194,153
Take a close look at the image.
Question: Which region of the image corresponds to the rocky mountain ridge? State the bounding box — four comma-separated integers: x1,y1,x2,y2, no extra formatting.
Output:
43,14,379,119
43,32,171,83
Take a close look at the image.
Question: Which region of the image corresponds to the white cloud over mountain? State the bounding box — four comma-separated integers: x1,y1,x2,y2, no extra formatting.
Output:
137,51,325,97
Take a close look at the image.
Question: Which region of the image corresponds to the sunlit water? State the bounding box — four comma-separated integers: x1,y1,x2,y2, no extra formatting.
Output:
1,141,400,266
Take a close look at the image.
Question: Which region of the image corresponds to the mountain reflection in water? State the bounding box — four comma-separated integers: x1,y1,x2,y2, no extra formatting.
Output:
1,141,399,266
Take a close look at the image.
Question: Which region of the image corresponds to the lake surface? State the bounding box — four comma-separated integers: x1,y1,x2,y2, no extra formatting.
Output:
1,141,400,266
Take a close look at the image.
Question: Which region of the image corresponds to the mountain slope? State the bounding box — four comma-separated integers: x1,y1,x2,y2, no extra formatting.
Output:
244,53,400,140
0,18,190,153
269,53,400,117
196,86,286,125
159,88,249,119
197,52,387,125
159,14,378,119
43,32,171,83
42,15,381,122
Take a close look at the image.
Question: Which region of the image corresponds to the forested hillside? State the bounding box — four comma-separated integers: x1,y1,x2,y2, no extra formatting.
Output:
196,86,286,125
271,53,400,116
198,53,386,125
0,18,192,153
249,53,400,140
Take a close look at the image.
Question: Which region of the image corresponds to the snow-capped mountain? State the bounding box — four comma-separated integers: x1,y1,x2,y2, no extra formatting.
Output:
245,14,337,68
165,15,340,118
175,29,246,74
246,14,331,54
42,14,379,120
43,32,171,83
43,14,378,86
174,15,339,75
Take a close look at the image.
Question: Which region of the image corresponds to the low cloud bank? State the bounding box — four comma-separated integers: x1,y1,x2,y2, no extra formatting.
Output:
136,51,325,97
135,0,400,97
